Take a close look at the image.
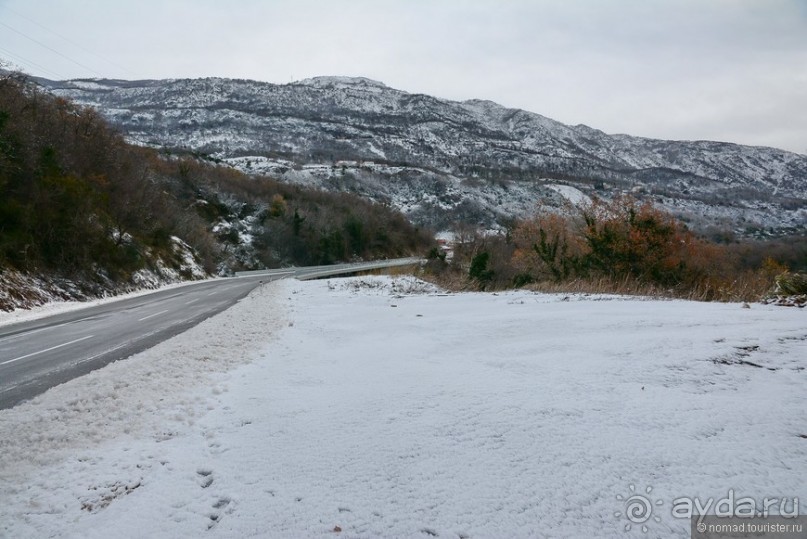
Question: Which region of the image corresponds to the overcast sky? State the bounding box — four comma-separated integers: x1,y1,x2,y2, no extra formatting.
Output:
1,0,805,154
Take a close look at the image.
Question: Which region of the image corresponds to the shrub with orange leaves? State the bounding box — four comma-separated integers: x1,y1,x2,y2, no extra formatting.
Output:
432,195,790,301
512,212,589,282
579,195,698,287
508,196,769,299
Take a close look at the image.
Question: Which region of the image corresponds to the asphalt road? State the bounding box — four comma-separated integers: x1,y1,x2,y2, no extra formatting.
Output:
0,258,421,409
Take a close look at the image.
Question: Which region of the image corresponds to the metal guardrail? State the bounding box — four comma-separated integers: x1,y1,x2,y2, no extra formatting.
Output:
234,257,424,280
233,269,296,278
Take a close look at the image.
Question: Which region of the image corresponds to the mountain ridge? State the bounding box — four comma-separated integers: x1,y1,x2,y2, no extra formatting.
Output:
39,74,807,235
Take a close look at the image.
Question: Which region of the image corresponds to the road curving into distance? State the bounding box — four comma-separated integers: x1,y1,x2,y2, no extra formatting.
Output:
0,257,422,409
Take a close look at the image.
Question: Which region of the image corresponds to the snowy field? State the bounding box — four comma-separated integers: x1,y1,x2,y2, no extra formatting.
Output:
1,276,805,538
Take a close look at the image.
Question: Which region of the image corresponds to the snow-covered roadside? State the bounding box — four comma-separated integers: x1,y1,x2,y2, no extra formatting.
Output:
1,276,805,538
0,280,288,537
0,278,219,328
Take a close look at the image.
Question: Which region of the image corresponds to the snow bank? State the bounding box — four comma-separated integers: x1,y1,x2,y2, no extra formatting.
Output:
328,274,443,296
1,276,805,538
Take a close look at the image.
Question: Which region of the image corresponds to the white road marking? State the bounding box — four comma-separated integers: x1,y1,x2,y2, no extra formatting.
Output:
137,309,169,322
186,298,199,305
0,313,105,343
1,335,95,366
0,322,70,342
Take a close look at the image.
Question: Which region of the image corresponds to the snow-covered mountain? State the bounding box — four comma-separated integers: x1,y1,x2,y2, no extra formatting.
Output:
41,75,807,235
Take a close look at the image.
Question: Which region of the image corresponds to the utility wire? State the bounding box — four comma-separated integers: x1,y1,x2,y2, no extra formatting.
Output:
0,20,104,77
0,47,67,80
2,6,137,78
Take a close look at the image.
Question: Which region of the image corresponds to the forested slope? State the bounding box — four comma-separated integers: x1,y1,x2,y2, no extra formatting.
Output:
0,75,433,310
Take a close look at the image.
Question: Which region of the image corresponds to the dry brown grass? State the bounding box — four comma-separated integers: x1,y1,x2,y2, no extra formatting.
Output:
417,267,776,302
535,271,777,302
525,276,670,298
416,267,478,292
354,263,423,278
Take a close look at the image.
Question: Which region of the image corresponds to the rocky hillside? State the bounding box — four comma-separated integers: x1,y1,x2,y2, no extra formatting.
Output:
41,75,807,236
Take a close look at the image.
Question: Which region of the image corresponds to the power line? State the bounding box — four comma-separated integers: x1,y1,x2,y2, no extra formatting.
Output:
0,47,67,80
2,6,137,78
0,20,104,78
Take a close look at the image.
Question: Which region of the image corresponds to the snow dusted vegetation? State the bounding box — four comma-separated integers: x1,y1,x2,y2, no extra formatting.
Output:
1,276,806,538
0,235,211,312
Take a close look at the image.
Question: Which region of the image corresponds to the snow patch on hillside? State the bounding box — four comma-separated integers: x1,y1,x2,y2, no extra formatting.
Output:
546,184,592,206
67,79,111,91
296,76,390,91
